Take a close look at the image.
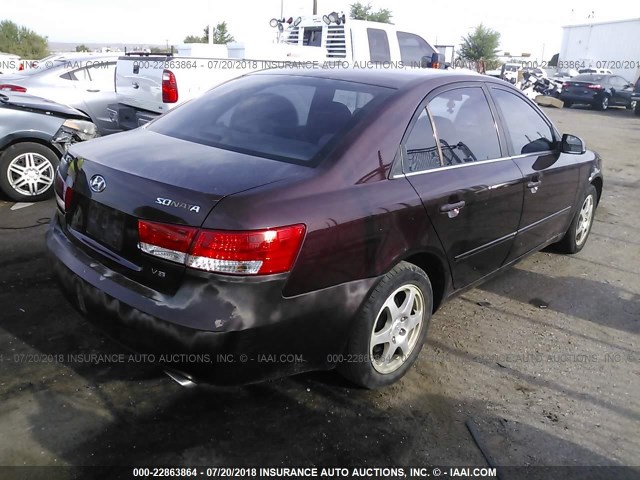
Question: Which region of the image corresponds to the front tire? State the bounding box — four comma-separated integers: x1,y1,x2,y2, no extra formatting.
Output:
563,100,573,108
634,101,640,115
0,142,59,202
339,261,433,389
555,184,597,254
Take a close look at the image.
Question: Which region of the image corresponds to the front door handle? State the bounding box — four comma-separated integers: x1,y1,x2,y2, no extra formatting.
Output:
440,200,466,218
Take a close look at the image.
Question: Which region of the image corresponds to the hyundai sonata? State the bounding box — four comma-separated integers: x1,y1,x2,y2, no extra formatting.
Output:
47,69,603,388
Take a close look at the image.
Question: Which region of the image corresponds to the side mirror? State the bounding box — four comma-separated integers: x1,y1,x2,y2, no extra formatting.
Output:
561,134,586,154
421,53,445,69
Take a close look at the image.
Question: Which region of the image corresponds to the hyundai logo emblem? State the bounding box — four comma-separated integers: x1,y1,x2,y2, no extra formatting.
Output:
89,174,106,193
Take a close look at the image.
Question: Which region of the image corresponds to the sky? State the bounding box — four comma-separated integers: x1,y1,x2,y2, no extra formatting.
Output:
3,0,640,62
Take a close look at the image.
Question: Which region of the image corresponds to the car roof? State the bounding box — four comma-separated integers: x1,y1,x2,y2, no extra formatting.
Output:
250,67,482,89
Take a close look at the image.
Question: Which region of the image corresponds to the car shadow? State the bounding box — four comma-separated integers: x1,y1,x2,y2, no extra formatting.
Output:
20,379,637,478
563,104,636,118
477,267,639,335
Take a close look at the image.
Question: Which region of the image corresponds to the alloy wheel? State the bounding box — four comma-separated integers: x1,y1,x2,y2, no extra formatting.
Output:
370,284,424,374
6,152,55,197
575,194,594,247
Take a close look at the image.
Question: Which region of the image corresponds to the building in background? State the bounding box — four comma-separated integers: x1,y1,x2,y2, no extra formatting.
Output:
560,18,640,82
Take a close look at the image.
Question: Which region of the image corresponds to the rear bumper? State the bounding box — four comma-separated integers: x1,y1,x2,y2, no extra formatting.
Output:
106,103,159,131
559,92,602,104
46,216,376,384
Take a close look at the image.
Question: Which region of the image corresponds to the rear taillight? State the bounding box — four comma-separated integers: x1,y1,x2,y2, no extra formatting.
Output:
137,221,306,275
138,220,198,264
0,84,27,92
161,69,178,103
588,84,603,90
562,82,570,89
64,187,74,211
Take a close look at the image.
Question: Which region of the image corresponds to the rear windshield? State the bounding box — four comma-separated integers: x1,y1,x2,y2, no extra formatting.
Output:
148,74,394,165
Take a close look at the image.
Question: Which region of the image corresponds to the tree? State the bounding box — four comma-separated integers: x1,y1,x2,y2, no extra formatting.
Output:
459,24,500,70
0,20,48,58
183,21,235,44
75,44,90,52
349,2,393,23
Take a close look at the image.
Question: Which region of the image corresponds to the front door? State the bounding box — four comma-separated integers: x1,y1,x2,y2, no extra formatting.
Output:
489,87,580,261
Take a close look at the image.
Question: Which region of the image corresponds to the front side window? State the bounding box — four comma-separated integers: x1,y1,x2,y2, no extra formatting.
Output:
427,87,501,164
491,88,555,155
149,75,394,165
397,31,436,65
367,28,390,62
403,108,440,172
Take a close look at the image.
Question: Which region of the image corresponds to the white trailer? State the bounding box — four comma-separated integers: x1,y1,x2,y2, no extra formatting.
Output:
559,18,640,83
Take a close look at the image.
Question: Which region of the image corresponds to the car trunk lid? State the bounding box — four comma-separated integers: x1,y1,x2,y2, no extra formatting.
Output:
58,128,307,294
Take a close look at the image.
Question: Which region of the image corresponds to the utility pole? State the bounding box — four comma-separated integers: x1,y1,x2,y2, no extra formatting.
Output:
313,0,317,14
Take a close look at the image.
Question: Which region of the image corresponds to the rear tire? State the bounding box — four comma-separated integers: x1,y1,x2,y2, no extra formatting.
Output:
554,184,597,254
626,100,636,110
594,95,609,111
0,142,59,202
339,261,432,389
634,101,640,115
563,101,573,108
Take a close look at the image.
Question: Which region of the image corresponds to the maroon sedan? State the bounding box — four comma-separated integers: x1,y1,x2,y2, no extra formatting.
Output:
47,68,603,388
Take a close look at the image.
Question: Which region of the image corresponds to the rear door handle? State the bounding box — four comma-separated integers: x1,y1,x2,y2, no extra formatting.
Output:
527,179,542,193
440,200,465,218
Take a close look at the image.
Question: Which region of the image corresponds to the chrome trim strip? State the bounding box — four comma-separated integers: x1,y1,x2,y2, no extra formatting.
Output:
454,231,517,262
394,150,556,179
516,206,572,234
453,206,572,261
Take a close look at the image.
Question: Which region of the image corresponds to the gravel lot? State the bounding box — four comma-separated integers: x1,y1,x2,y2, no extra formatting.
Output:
0,105,638,476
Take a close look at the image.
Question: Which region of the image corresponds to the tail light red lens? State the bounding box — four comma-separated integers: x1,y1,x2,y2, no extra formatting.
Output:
64,186,74,211
137,221,306,275
0,84,27,92
138,220,198,264
562,82,569,89
588,84,603,90
161,69,178,103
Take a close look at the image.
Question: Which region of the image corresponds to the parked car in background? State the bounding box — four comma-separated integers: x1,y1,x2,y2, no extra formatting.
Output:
0,53,119,135
578,67,612,75
0,52,21,74
552,68,579,81
0,92,97,201
48,69,603,389
560,73,635,110
632,76,640,115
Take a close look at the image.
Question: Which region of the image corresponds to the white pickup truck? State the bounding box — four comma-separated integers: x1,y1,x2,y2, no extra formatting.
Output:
108,16,442,130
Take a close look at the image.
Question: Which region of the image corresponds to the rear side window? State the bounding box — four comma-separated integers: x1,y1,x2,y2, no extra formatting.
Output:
303,27,322,47
397,31,436,65
427,87,501,163
149,75,394,165
403,108,441,172
367,28,390,62
491,88,555,155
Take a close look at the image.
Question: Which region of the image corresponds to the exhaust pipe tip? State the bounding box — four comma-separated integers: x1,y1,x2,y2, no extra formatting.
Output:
164,369,197,388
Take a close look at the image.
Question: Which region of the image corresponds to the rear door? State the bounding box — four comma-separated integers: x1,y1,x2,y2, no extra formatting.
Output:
72,61,119,134
401,84,524,288
489,86,579,261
